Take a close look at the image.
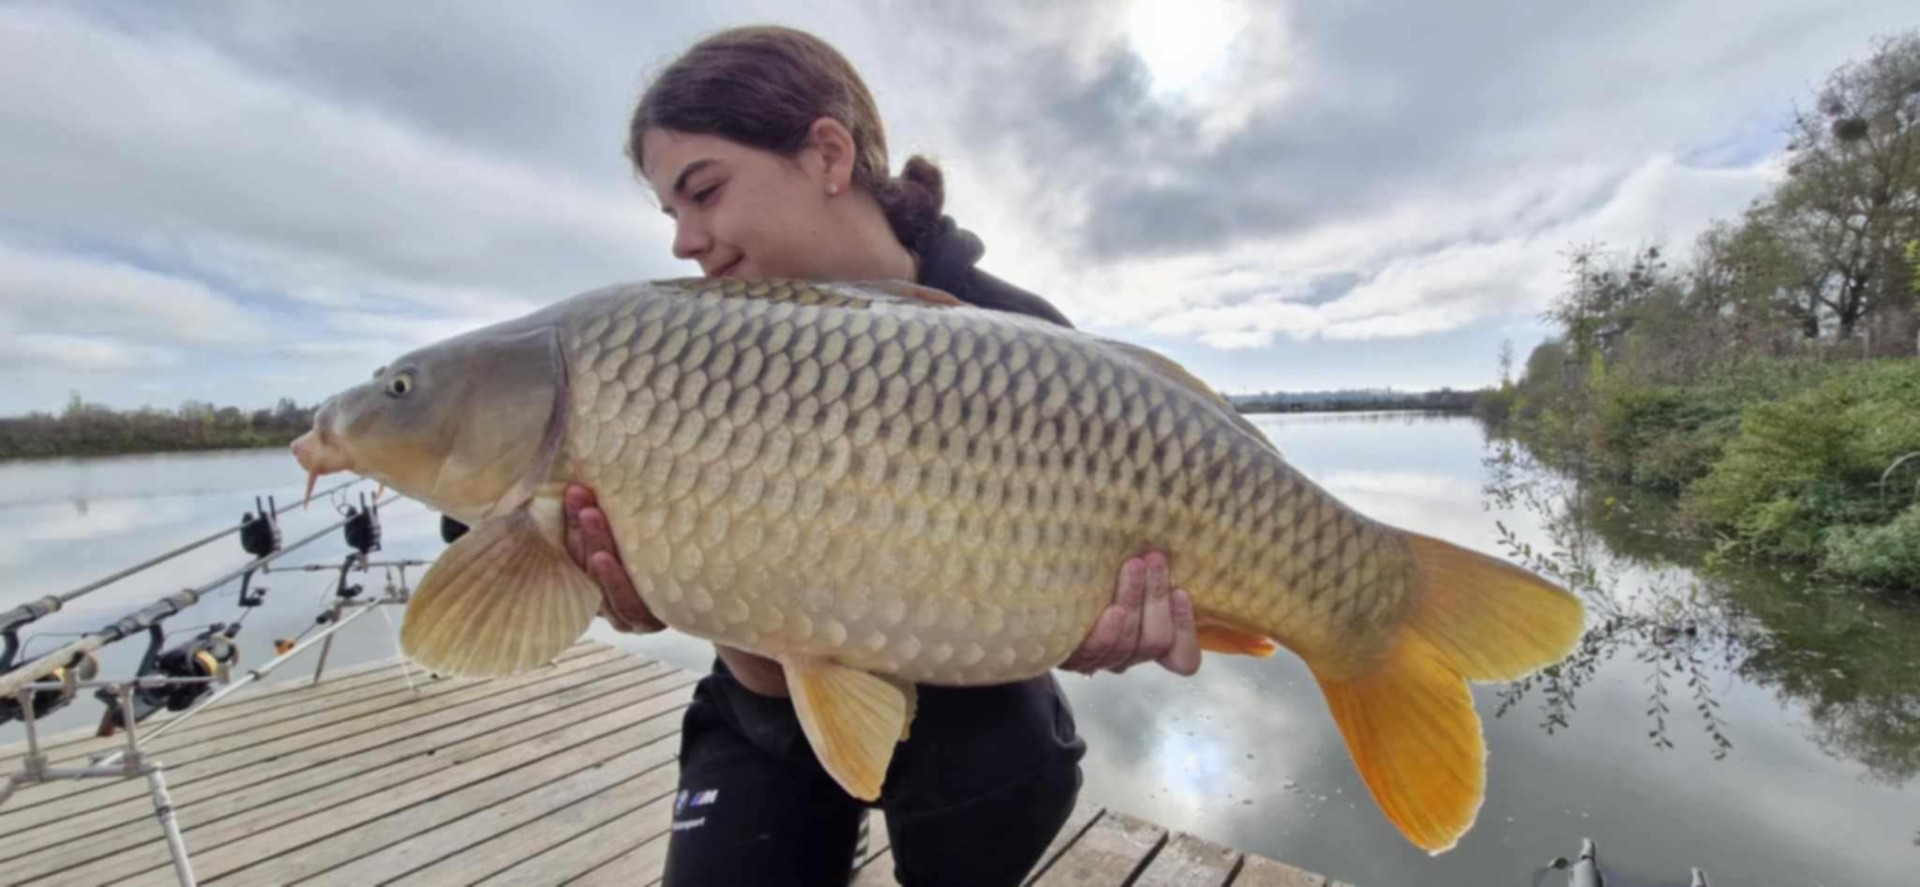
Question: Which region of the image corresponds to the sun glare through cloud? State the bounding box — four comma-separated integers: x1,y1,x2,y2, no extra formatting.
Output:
1124,0,1244,99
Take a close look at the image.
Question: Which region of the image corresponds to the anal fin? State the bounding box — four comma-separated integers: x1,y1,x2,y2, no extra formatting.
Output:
1195,616,1281,657
781,656,918,800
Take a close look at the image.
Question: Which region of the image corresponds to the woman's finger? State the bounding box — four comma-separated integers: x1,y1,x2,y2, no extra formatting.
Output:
1061,605,1126,673
578,506,616,562
1157,589,1202,676
1095,556,1147,672
563,485,592,564
590,551,660,632
1133,550,1175,665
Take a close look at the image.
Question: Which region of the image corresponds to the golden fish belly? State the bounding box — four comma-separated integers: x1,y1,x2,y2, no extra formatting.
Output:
557,280,1416,685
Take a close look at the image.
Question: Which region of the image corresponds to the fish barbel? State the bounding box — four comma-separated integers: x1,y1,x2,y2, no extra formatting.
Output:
291,278,1583,853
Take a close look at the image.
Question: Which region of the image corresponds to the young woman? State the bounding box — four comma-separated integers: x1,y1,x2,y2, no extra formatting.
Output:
564,26,1201,886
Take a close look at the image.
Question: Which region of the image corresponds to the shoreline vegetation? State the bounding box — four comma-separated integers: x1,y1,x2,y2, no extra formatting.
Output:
1228,387,1479,413
1477,33,1920,596
0,394,316,461
0,388,1483,462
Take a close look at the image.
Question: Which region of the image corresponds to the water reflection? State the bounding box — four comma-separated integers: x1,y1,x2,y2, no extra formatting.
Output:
1483,435,1920,785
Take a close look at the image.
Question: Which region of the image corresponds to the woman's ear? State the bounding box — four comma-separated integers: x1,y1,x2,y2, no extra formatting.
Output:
807,116,857,193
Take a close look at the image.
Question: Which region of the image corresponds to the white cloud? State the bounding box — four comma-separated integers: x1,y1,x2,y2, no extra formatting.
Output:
0,334,174,373
0,241,270,347
1024,152,1779,349
0,5,676,319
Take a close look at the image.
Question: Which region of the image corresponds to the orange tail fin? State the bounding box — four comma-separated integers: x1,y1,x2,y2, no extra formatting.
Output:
1313,532,1584,854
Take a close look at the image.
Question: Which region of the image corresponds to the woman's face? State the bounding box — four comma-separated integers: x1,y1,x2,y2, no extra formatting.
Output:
640,127,839,281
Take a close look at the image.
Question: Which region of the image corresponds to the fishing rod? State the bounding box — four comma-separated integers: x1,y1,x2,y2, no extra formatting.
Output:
84,590,409,768
0,477,365,640
0,491,399,703
0,594,406,887
2,486,422,887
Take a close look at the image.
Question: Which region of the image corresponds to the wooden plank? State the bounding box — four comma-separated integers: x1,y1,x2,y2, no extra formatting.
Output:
1029,812,1167,887
1023,801,1104,886
0,646,629,835
87,676,695,887
230,691,689,886
466,782,679,887
0,646,627,822
0,649,639,871
386,762,679,885
0,651,409,765
12,643,618,811
10,662,676,887
1133,832,1241,887
0,655,655,881
4,668,443,788
1230,855,1327,887
565,832,672,887
0,642,607,768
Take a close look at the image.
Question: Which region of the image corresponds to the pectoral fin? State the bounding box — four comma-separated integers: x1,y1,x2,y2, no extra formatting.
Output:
400,496,599,677
781,656,917,800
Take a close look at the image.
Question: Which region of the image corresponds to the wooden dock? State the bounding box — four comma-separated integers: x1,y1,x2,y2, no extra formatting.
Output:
0,642,1351,886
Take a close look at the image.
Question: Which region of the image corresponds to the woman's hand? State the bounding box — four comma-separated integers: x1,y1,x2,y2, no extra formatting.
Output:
1058,550,1202,676
564,485,664,634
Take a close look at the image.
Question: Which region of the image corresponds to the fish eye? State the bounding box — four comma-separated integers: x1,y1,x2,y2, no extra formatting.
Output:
386,373,415,398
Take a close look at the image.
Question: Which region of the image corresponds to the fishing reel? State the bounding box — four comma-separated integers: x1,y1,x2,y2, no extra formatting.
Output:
234,495,285,609
342,492,381,556
95,623,240,736
240,495,282,559
0,650,100,726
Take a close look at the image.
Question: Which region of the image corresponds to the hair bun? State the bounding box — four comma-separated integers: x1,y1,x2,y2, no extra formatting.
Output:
899,156,945,210
879,154,946,251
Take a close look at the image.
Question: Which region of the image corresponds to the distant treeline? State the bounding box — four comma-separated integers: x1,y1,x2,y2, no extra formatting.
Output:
0,394,316,460
1230,388,1482,413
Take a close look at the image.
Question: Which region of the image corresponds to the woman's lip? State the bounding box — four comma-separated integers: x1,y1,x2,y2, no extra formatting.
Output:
712,258,742,278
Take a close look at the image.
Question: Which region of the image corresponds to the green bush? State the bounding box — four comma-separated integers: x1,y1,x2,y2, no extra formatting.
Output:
1684,360,1920,588
1589,384,1743,491
1825,505,1920,586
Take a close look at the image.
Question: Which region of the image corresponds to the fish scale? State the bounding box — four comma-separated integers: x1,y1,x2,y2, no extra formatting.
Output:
555,279,1414,684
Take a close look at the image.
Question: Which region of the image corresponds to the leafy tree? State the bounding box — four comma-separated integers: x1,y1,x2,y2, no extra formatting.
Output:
1771,32,1920,348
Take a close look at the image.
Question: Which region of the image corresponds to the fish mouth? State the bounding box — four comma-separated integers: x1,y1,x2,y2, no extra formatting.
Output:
291,423,351,507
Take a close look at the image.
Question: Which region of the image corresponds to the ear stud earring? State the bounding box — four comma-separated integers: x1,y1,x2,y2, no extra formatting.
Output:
827,183,839,195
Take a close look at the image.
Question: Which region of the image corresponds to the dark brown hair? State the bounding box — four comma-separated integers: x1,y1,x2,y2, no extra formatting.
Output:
628,26,946,251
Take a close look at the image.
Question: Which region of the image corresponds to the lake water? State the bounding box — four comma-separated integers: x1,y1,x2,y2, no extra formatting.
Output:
2,413,1913,886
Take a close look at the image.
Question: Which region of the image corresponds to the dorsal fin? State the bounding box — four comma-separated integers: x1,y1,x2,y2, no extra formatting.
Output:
1107,340,1278,453
658,277,968,311
854,280,968,308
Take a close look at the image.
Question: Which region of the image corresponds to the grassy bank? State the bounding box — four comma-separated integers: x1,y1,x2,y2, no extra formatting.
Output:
1485,358,1920,594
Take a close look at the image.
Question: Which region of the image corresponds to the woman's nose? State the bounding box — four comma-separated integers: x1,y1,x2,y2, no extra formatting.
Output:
672,218,710,261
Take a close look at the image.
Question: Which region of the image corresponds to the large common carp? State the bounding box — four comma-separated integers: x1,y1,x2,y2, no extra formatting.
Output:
292,278,1583,854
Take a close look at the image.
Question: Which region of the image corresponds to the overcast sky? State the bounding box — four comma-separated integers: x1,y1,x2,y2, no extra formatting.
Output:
0,1,1912,414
